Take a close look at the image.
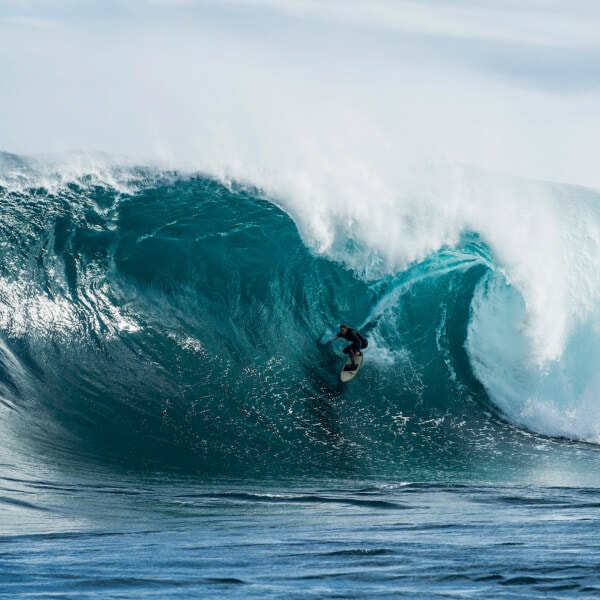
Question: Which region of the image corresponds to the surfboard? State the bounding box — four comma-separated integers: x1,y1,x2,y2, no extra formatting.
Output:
339,354,363,382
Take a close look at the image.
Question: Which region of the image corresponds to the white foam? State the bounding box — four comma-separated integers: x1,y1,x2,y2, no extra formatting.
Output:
467,267,600,444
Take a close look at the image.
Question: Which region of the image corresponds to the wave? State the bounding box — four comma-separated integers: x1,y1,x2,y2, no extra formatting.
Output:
1,152,600,479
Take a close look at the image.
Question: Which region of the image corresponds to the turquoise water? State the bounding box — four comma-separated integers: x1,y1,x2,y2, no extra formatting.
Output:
1,152,600,598
2,475,600,598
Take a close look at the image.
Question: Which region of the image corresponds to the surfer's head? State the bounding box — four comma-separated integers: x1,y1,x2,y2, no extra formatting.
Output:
339,324,348,334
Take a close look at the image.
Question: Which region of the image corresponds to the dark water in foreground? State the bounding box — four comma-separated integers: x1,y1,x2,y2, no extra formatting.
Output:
2,475,600,599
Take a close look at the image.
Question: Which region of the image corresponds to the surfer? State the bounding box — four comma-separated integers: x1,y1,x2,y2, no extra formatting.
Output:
335,324,368,371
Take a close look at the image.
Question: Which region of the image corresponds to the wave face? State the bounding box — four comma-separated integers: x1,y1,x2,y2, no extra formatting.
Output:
1,152,600,480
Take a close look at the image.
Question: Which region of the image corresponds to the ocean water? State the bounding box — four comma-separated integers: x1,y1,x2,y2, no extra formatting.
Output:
1,151,600,598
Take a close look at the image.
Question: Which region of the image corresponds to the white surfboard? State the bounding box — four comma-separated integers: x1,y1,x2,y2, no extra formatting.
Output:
339,354,363,382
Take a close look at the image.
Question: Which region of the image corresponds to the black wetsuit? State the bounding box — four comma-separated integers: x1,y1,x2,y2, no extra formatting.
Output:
337,328,368,356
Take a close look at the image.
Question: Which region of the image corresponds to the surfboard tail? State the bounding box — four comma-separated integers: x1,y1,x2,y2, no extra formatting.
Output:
340,354,363,382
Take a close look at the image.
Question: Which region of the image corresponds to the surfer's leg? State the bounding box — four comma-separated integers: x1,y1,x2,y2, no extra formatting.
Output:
343,345,355,364
348,347,357,366
342,345,357,370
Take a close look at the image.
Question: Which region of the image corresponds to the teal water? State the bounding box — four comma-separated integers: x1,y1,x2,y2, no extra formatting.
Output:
1,152,600,598
2,474,600,599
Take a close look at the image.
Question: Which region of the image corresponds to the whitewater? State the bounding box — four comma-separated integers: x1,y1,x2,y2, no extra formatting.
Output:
2,1,600,598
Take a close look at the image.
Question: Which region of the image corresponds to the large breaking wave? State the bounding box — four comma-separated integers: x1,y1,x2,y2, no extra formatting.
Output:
1,151,600,479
